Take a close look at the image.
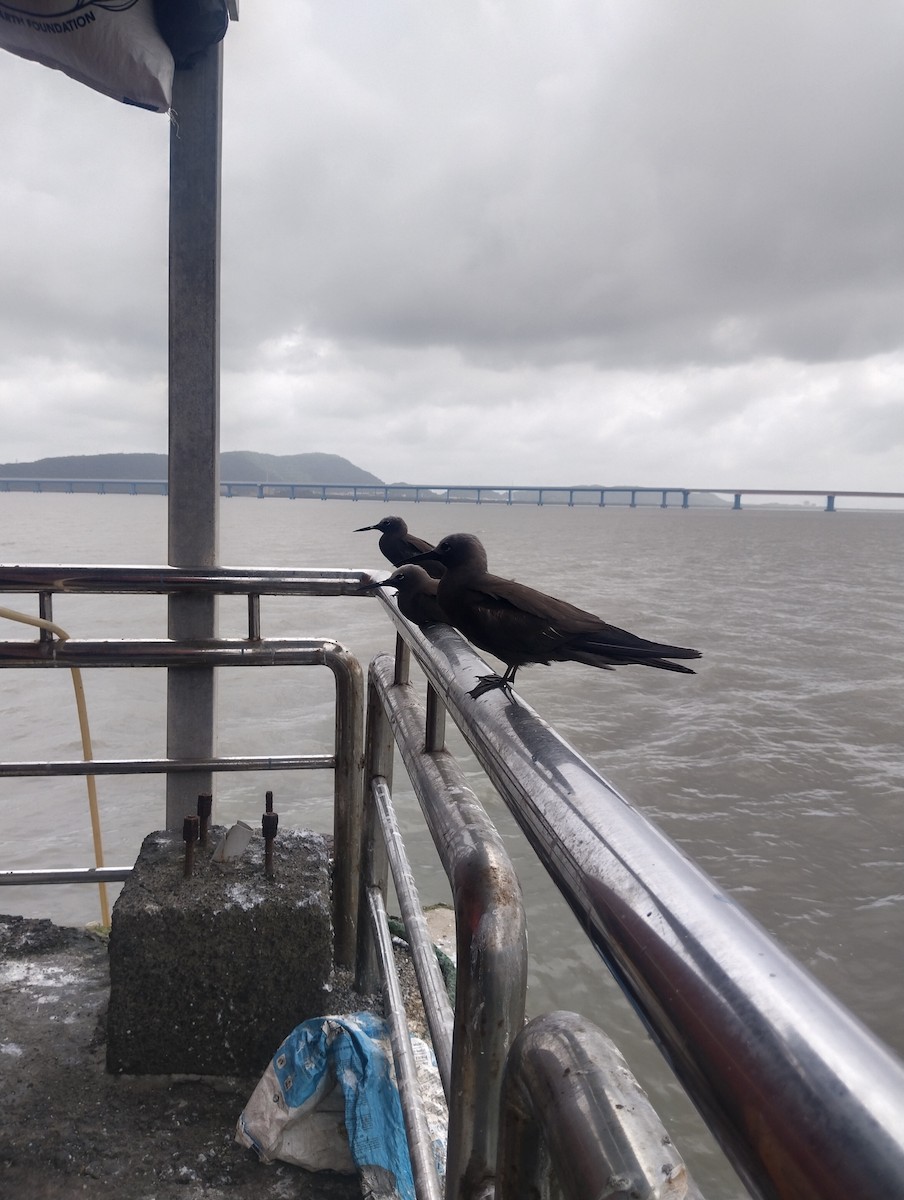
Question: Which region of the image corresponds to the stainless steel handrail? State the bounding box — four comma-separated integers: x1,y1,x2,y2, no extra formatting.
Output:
366,881,445,1200
0,867,133,885
366,595,904,1200
359,651,528,1200
0,755,335,777
497,1011,700,1200
1,636,354,667
0,568,366,966
6,564,904,1197
368,774,455,1092
0,563,372,595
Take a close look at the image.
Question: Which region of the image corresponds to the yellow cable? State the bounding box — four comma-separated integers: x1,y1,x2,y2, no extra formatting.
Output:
0,605,110,926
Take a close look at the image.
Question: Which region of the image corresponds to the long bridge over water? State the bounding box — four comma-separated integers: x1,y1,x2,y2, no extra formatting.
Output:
1,479,902,511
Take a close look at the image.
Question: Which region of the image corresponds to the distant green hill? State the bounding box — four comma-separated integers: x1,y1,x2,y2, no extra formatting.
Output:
0,452,383,486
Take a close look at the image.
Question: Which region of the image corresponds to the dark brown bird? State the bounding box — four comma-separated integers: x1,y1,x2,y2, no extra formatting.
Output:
357,564,448,628
411,532,702,698
354,515,444,578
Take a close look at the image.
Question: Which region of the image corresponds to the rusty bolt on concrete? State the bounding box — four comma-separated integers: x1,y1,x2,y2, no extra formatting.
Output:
182,815,199,878
262,811,279,879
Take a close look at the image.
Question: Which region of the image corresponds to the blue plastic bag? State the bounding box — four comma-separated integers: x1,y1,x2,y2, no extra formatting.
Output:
237,1012,445,1200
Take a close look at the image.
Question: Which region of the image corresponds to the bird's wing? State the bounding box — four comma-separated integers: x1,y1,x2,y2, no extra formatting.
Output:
476,574,603,629
455,574,700,669
397,534,435,559
449,576,591,663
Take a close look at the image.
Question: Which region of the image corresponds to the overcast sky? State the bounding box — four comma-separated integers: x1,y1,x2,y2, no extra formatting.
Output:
2,1,903,490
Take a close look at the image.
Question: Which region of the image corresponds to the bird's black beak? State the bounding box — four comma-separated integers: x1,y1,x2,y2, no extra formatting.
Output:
406,549,434,565
354,524,377,533
355,577,391,594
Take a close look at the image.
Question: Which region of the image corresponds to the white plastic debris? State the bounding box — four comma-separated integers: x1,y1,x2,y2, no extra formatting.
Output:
212,820,254,864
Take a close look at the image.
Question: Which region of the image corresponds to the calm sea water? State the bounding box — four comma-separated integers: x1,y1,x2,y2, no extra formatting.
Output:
2,492,902,1197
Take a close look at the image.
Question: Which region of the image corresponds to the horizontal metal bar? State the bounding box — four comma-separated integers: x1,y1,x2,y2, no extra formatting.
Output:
375,625,904,1200
0,755,335,778
0,636,349,669
0,564,377,596
366,885,445,1200
0,867,133,886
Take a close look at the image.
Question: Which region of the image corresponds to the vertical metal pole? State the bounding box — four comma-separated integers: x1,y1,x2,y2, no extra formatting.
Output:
424,682,445,753
393,631,411,686
330,648,366,968
355,670,395,992
166,45,223,829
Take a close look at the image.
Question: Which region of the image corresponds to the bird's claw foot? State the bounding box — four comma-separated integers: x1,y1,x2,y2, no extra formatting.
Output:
468,672,514,700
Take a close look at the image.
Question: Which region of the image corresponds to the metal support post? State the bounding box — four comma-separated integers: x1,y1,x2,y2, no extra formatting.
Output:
166,44,223,828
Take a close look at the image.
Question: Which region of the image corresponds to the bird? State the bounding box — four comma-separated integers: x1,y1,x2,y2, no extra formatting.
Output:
354,515,444,577
356,564,448,628
410,532,702,698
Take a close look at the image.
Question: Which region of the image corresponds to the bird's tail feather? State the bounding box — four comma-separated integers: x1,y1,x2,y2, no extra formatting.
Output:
569,650,698,674
569,634,701,674
638,657,698,675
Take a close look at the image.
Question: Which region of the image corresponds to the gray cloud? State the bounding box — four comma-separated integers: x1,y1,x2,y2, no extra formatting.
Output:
1,1,903,489
219,1,904,369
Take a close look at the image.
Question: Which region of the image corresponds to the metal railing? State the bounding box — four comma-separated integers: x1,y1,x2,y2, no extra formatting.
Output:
4,563,904,1199
497,1011,699,1200
1,562,703,1196
0,564,367,965
357,590,904,1200
357,646,528,1200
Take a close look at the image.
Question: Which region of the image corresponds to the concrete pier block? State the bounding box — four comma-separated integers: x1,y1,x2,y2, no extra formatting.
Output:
107,826,333,1076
